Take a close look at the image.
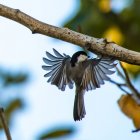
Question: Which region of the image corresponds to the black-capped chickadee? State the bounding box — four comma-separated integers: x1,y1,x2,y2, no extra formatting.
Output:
42,48,116,121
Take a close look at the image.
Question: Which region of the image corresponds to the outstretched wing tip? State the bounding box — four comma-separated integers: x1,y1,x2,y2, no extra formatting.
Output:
42,57,46,62
42,49,73,91
42,65,45,69
44,73,48,77
52,48,56,52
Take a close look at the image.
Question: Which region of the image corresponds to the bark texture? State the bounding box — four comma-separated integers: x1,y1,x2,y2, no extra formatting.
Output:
0,4,140,65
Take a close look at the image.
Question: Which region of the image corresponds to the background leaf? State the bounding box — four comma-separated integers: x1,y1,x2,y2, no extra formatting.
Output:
118,94,140,129
39,126,75,139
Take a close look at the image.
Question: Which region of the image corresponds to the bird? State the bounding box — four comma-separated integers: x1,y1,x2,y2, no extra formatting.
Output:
42,48,116,121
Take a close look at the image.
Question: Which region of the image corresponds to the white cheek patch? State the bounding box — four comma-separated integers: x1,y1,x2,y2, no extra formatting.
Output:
77,55,88,63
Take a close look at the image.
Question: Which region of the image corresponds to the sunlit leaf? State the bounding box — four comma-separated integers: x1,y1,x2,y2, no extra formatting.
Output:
98,0,111,13
133,115,140,129
118,94,140,129
39,126,75,139
121,62,140,77
118,94,136,118
103,25,124,44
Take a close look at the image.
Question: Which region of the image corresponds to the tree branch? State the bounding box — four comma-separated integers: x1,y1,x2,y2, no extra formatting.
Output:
0,108,12,140
120,62,140,99
109,80,130,95
0,4,140,65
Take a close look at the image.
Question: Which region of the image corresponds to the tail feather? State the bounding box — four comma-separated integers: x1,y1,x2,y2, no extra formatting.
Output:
73,88,86,121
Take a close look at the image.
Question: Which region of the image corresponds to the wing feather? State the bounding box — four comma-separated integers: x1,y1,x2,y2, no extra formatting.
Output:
81,57,116,91
46,51,63,61
94,66,104,85
43,57,60,65
42,48,73,91
53,48,64,58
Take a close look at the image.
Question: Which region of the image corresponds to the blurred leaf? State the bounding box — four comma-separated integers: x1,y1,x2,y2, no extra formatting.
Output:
118,94,140,129
103,25,124,44
0,68,28,133
133,114,140,129
3,73,28,86
121,62,140,77
5,99,23,117
118,94,136,118
98,0,111,13
0,99,23,129
39,126,75,139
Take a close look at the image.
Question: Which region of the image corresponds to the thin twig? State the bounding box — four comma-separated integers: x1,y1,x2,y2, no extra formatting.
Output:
132,128,140,133
109,80,130,94
0,107,12,140
116,67,125,80
119,62,140,99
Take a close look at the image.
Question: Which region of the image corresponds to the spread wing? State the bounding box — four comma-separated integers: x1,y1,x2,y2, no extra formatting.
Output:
81,57,116,91
42,48,73,91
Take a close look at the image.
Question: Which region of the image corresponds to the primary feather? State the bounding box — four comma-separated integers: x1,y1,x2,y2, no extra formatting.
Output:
42,49,73,91
81,57,116,91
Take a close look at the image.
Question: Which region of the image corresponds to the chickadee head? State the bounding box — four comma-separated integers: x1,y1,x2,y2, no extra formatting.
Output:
70,51,88,67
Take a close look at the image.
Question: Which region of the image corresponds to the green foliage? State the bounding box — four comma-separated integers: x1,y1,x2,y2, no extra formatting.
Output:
0,69,28,129
38,126,75,139
0,99,24,129
0,70,28,86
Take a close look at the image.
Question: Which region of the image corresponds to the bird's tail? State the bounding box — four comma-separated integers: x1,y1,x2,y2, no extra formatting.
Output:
73,87,86,121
